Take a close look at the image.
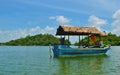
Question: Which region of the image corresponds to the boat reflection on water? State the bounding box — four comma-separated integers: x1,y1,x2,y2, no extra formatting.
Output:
51,55,109,75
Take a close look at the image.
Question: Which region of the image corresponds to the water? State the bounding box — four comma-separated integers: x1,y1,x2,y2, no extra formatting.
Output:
0,46,120,75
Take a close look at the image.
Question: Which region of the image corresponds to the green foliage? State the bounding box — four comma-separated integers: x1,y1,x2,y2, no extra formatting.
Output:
1,34,71,46
105,32,120,45
74,32,120,46
1,32,120,46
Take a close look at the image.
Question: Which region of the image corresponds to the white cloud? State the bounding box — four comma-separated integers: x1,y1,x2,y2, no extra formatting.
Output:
88,15,107,29
0,26,55,42
45,26,54,31
112,20,120,27
112,9,120,19
112,26,120,34
30,26,40,32
112,9,120,34
41,26,55,34
56,16,70,24
49,16,70,24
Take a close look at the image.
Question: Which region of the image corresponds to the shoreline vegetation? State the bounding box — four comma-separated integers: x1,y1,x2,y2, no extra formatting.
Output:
0,34,70,46
0,32,120,46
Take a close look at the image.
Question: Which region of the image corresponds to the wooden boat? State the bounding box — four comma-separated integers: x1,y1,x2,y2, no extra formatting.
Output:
52,25,111,57
53,45,110,57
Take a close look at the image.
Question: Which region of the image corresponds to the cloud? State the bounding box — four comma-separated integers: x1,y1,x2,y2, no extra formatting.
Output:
49,16,70,24
112,9,120,34
88,15,107,29
112,20,120,34
45,26,54,31
112,9,120,19
0,26,55,42
29,26,40,32
56,16,70,24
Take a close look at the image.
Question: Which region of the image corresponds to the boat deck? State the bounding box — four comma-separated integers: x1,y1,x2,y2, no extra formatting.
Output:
55,45,110,50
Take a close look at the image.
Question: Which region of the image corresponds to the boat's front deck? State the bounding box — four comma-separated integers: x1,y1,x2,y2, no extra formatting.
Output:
55,45,110,50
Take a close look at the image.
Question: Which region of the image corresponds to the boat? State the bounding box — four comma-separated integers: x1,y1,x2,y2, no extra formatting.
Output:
52,25,111,57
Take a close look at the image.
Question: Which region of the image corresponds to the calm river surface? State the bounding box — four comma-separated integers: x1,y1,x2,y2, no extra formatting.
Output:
0,46,120,75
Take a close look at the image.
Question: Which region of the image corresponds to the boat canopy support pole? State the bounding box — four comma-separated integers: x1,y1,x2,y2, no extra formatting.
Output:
68,35,69,45
82,35,83,46
79,35,80,48
64,35,65,45
88,35,89,47
99,36,101,41
60,35,62,39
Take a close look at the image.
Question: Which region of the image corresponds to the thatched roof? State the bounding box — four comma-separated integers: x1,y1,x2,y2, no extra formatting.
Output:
56,25,107,36
100,31,107,36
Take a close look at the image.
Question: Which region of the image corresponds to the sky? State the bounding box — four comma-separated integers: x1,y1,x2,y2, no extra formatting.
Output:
0,0,120,43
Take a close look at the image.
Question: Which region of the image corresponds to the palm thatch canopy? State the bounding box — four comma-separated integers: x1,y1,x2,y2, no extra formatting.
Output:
56,25,107,36
100,31,107,36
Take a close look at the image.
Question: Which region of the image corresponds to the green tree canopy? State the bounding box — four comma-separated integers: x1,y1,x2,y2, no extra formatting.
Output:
1,34,71,46
74,32,120,46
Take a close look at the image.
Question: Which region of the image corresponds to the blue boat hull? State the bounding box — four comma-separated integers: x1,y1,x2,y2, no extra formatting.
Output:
52,45,111,57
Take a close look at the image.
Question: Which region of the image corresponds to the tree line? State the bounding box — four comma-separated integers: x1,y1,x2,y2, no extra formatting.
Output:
74,32,120,46
0,34,70,46
0,32,120,46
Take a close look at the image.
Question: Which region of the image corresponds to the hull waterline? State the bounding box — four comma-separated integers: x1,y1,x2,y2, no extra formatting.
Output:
52,45,111,57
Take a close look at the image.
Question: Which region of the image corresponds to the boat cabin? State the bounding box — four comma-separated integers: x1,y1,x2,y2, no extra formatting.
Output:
52,25,110,57
56,25,106,48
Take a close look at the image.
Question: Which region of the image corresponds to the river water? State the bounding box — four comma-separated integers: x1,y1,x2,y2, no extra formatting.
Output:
0,46,119,75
